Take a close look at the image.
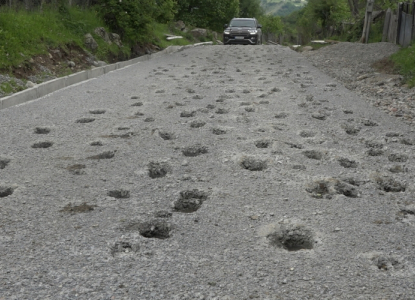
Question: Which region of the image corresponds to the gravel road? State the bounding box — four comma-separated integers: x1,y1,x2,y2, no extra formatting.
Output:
1,44,415,299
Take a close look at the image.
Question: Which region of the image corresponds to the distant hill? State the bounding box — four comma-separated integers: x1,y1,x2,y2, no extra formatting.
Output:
260,0,306,16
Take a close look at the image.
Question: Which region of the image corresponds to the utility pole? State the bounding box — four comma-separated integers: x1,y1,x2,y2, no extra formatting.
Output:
360,0,374,43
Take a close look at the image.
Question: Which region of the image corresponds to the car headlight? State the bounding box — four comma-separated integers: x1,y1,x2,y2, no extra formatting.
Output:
248,29,258,35
224,30,230,35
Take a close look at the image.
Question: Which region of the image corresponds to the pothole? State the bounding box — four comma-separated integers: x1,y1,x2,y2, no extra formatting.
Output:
90,141,103,146
375,176,406,192
0,186,14,198
254,139,271,148
367,148,384,156
148,162,171,178
89,109,106,114
32,141,53,148
111,242,139,257
267,224,314,251
275,112,288,119
338,157,358,168
400,138,414,145
66,164,86,175
240,156,267,171
342,124,361,135
216,108,229,114
388,153,408,162
34,127,50,134
303,150,323,160
126,220,171,239
182,145,208,157
180,111,196,117
190,120,206,128
299,130,316,138
212,127,227,135
159,131,175,140
154,210,173,218
60,202,96,213
306,178,358,198
0,158,11,169
76,118,95,123
173,189,208,213
108,189,130,199
372,255,402,271
87,150,116,159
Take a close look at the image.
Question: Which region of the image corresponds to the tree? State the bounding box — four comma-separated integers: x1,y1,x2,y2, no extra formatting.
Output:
239,0,262,18
175,0,239,32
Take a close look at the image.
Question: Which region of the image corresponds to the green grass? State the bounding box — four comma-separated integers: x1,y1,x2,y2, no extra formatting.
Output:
0,5,119,69
151,23,193,49
391,45,415,87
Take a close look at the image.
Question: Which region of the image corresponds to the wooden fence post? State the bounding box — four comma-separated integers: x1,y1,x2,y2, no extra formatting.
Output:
382,8,392,42
361,0,374,43
396,2,403,44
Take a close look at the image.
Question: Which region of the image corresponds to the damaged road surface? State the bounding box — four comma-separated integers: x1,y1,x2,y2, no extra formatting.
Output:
1,45,415,299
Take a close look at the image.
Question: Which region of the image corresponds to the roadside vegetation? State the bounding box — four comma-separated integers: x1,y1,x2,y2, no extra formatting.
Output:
279,0,415,87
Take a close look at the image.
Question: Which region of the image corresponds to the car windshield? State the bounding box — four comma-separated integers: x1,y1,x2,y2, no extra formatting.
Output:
229,20,255,27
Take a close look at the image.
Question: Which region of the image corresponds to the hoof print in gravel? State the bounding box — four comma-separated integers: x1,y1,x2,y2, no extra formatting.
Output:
148,162,171,179
131,102,143,107
108,189,130,199
174,189,208,213
60,202,96,213
267,224,314,251
212,127,227,135
180,111,196,118
338,157,358,168
299,130,316,138
89,109,106,114
343,110,353,114
144,117,155,122
34,127,50,134
0,186,14,198
111,242,139,257
245,106,255,112
158,131,175,140
365,140,384,149
255,139,272,148
87,150,116,160
190,120,206,128
126,220,171,239
0,158,11,169
32,141,53,148
182,145,208,157
342,124,361,135
375,176,406,192
66,164,86,175
388,153,408,163
334,181,359,198
76,118,95,124
303,150,323,160
240,156,267,171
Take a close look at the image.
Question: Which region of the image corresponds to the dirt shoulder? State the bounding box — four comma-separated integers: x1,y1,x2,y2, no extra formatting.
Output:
302,42,415,125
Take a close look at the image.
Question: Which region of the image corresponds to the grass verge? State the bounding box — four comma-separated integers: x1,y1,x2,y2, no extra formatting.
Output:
391,45,415,87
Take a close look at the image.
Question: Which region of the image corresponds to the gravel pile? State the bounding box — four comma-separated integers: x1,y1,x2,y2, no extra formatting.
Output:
302,42,415,124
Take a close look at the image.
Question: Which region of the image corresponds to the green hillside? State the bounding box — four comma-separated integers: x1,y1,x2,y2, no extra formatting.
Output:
261,0,306,16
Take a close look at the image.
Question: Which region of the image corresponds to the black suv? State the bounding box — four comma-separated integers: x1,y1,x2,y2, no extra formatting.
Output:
223,18,262,45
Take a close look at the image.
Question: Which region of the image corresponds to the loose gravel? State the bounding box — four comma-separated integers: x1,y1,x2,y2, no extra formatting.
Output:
1,44,415,299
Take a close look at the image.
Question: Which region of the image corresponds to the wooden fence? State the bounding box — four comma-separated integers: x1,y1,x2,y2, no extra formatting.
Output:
382,1,415,47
